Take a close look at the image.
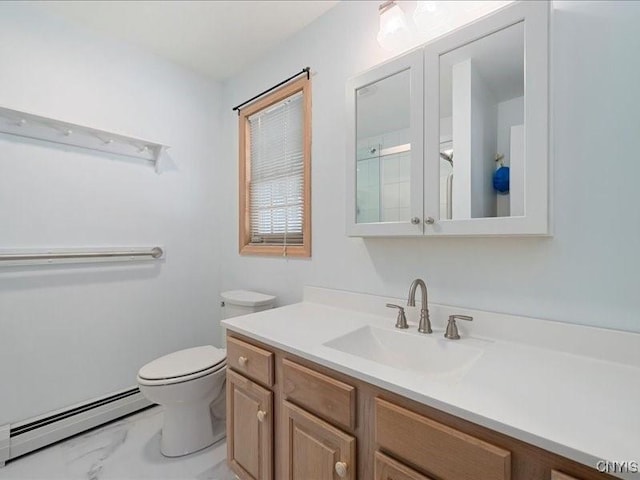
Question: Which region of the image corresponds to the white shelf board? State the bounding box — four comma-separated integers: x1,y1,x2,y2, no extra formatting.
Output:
0,105,170,172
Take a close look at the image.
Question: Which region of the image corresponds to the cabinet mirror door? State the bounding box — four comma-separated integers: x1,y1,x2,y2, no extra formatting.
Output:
346,50,424,236
424,1,549,235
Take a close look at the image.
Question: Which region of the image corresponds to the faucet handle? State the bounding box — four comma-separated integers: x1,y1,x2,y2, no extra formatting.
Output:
445,315,473,340
386,303,409,329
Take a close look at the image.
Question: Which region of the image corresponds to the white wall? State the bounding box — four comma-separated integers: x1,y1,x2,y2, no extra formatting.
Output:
509,125,525,217
0,5,221,424
469,63,497,219
218,1,640,333
451,59,498,219
3,0,639,424
496,96,525,217
452,60,473,219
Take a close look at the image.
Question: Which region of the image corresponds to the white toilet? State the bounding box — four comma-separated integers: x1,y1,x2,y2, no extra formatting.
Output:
137,289,275,457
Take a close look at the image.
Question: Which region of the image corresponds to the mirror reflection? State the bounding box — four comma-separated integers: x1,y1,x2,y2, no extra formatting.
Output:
439,22,524,219
356,69,411,223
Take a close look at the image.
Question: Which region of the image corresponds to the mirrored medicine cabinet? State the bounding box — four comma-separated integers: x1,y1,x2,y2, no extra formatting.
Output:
346,1,549,237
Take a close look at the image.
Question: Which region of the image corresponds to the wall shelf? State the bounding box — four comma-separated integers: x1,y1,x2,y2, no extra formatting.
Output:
0,105,170,172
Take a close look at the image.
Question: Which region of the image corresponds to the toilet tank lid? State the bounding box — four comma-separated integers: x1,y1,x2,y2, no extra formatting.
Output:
221,290,276,307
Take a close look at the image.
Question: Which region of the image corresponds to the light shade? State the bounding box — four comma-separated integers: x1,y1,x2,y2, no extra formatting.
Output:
413,1,452,38
377,1,411,52
413,1,514,44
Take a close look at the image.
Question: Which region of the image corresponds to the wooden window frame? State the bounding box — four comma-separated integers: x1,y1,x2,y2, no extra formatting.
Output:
238,76,311,257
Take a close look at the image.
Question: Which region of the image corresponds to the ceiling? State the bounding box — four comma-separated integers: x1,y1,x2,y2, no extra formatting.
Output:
357,70,411,140
30,1,339,81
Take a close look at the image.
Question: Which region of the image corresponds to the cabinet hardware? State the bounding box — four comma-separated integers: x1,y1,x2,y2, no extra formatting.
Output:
386,303,409,329
335,461,348,478
444,314,473,340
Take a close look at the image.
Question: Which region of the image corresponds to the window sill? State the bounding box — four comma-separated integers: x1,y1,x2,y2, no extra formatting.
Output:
239,244,311,258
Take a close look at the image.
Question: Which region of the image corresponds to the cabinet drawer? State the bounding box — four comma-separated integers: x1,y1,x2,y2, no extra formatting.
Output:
282,358,356,431
375,451,434,480
375,398,511,480
227,336,274,387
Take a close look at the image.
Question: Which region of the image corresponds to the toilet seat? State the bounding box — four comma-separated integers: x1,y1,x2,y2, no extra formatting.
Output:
137,346,226,386
137,361,226,386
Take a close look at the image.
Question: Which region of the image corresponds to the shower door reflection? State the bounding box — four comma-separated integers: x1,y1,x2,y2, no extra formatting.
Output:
355,69,412,224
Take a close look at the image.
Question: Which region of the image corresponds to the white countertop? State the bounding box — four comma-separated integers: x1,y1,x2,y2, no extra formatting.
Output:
222,287,640,479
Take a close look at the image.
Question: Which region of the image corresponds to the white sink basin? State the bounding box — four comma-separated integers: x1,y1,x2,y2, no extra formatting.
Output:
323,325,487,379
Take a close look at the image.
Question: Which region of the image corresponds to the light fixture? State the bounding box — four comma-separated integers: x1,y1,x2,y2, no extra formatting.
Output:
413,1,453,40
413,1,514,42
376,1,514,52
377,0,411,52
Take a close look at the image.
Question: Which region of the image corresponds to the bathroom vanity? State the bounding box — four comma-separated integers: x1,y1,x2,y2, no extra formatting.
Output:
223,287,640,480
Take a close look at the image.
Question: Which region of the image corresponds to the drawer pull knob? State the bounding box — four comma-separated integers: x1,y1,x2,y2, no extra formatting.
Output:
238,356,248,367
335,461,348,478
256,410,267,422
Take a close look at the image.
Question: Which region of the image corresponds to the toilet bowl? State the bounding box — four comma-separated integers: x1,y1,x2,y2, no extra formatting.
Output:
137,289,275,457
137,346,227,457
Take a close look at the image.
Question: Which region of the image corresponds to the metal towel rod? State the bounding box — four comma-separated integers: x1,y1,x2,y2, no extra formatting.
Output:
0,246,164,267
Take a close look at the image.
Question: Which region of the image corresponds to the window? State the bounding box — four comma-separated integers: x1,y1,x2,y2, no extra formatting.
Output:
239,76,311,257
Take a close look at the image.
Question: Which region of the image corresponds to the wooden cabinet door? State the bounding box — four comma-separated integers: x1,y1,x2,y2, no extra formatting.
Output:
227,369,273,480
375,451,434,480
552,472,582,480
283,400,356,480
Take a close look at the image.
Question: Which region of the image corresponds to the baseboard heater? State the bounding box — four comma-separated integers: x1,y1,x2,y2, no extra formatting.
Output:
0,387,152,466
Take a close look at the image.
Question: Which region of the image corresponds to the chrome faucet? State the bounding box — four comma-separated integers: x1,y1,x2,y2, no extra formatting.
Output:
408,278,432,334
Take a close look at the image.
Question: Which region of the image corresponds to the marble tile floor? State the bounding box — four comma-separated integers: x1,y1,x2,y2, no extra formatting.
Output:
0,406,236,480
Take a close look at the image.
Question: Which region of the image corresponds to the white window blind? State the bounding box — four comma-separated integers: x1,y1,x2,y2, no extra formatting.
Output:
248,91,304,246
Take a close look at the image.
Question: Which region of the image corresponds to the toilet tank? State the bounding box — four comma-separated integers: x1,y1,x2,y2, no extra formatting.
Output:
221,290,276,319
220,290,276,346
